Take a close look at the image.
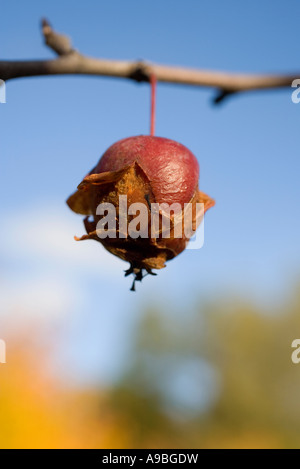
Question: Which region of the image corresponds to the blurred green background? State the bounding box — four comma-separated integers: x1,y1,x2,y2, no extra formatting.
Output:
1,291,300,448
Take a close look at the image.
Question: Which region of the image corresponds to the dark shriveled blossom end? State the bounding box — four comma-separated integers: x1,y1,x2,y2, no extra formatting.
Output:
67,136,215,290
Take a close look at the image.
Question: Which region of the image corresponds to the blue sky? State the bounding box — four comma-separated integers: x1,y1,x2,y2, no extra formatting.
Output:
0,0,300,390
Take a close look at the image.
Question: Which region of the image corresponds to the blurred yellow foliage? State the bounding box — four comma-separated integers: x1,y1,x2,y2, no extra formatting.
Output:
1,288,300,449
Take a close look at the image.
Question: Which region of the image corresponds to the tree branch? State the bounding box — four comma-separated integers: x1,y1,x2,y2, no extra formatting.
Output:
41,19,73,56
0,19,298,104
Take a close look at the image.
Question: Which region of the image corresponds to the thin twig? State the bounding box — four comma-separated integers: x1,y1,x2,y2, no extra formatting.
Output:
0,19,298,104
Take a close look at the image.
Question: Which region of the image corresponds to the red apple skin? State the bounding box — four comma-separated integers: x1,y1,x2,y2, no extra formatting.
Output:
93,135,200,207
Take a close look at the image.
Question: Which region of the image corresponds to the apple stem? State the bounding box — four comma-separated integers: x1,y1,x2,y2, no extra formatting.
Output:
150,74,157,136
